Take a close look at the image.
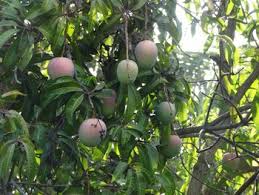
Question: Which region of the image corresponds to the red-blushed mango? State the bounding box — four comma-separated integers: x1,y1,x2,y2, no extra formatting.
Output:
222,152,241,170
134,40,158,69
117,59,138,83
101,89,116,117
156,101,176,124
47,57,75,79
78,118,107,147
162,135,182,158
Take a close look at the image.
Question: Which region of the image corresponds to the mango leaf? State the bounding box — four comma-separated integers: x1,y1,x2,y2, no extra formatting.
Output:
38,17,65,55
110,0,123,9
132,0,147,10
41,79,82,108
142,76,167,95
218,34,235,48
0,20,17,27
139,144,159,171
1,0,23,10
226,0,234,15
26,0,58,21
203,34,214,53
125,84,141,120
135,171,146,195
58,136,80,159
120,129,131,146
162,166,176,190
2,35,19,67
155,168,175,194
144,144,159,170
252,91,259,130
65,92,84,125
0,140,16,184
6,110,29,136
21,138,37,181
3,31,34,70
0,5,22,22
17,32,34,70
1,90,26,99
112,161,128,182
32,124,48,148
126,169,135,194
0,28,19,48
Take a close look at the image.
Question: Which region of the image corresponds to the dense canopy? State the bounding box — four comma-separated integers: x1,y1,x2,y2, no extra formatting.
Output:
0,0,258,194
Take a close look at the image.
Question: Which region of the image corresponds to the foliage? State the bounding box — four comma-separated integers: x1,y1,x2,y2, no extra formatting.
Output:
0,0,258,194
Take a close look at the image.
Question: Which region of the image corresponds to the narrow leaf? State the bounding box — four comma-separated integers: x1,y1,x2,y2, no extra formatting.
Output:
0,28,19,48
252,91,259,130
0,141,16,184
132,0,147,10
65,93,84,125
21,138,37,181
112,161,128,182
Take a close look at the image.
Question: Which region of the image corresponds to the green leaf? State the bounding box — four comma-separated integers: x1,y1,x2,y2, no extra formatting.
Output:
58,137,80,159
226,0,234,15
32,124,48,148
6,110,29,136
217,34,235,50
252,91,259,130
125,84,140,120
3,31,34,69
142,77,167,95
0,141,16,184
0,6,22,22
145,144,159,170
21,138,37,181
1,0,23,10
112,161,128,182
135,171,145,195
26,0,57,21
139,144,159,171
38,16,65,55
203,34,214,53
2,35,19,67
132,0,147,10
65,93,84,125
17,32,34,69
0,28,19,48
110,0,122,9
126,169,135,194
1,90,26,99
0,20,17,27
41,81,83,108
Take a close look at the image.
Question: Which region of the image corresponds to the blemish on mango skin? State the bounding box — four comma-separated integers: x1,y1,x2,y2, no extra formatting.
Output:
79,118,107,147
48,57,75,79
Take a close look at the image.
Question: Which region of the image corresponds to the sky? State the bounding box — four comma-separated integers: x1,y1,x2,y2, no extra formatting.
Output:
176,1,257,52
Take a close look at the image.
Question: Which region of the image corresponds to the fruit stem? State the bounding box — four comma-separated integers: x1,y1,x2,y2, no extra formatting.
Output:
124,12,129,60
144,3,148,37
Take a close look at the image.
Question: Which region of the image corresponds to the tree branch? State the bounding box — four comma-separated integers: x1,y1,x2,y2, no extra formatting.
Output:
234,170,259,195
176,117,250,136
209,131,259,159
233,63,259,104
175,104,251,136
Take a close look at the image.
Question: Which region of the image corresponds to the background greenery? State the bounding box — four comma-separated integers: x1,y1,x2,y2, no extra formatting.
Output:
0,0,258,194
